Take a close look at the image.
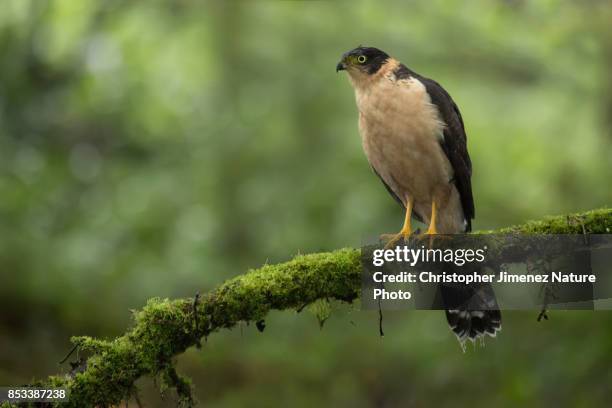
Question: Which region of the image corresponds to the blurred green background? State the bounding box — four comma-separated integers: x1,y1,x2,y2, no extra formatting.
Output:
1,0,611,406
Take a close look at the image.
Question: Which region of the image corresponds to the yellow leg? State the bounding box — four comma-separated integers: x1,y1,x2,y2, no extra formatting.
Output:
425,200,438,235
401,199,413,235
381,198,413,248
417,199,450,247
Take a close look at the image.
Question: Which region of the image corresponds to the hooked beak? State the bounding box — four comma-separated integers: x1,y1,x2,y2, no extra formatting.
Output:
336,61,346,72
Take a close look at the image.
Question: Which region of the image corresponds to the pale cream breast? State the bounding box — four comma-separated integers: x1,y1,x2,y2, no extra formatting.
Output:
349,67,464,232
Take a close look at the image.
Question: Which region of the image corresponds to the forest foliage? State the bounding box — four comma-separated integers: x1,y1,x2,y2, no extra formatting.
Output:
1,1,612,406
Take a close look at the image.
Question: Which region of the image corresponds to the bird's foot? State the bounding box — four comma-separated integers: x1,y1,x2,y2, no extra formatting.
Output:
414,229,450,248
380,230,412,249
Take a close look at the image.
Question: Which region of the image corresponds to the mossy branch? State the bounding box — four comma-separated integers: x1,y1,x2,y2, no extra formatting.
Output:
5,208,611,407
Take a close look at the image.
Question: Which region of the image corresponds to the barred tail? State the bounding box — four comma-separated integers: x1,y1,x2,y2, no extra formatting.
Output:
445,308,501,342
440,282,502,344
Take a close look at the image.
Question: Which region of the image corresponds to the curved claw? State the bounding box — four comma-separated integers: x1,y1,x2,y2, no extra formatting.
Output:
414,232,451,248
380,231,412,249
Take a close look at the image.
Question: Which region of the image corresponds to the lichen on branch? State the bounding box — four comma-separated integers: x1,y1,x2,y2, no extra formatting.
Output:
5,208,611,408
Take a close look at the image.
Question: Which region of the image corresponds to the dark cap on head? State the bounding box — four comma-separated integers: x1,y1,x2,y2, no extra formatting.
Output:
336,46,390,74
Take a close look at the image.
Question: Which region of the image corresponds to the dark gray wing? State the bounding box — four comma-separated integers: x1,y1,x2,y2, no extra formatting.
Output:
394,64,475,231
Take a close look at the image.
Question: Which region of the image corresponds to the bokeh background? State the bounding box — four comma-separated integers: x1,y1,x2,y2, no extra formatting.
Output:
1,0,612,406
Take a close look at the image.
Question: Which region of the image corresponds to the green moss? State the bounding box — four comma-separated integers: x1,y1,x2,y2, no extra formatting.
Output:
309,299,332,328
478,208,612,234
29,208,611,407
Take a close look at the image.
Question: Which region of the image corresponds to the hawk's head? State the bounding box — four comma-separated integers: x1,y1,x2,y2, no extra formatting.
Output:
336,46,390,76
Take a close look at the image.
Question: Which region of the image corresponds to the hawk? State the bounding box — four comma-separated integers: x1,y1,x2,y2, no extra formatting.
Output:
337,46,501,343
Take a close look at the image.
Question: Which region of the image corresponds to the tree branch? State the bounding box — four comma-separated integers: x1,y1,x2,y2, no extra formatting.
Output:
6,208,611,407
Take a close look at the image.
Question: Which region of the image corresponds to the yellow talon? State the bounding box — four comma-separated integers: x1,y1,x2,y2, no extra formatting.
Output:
381,198,413,249
415,200,450,247
381,231,410,249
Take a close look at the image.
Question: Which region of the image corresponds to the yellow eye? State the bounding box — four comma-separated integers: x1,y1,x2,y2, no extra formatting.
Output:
357,55,367,64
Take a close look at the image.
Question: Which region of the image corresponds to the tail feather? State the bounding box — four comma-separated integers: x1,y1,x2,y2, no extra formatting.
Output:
445,308,501,342
440,282,502,344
